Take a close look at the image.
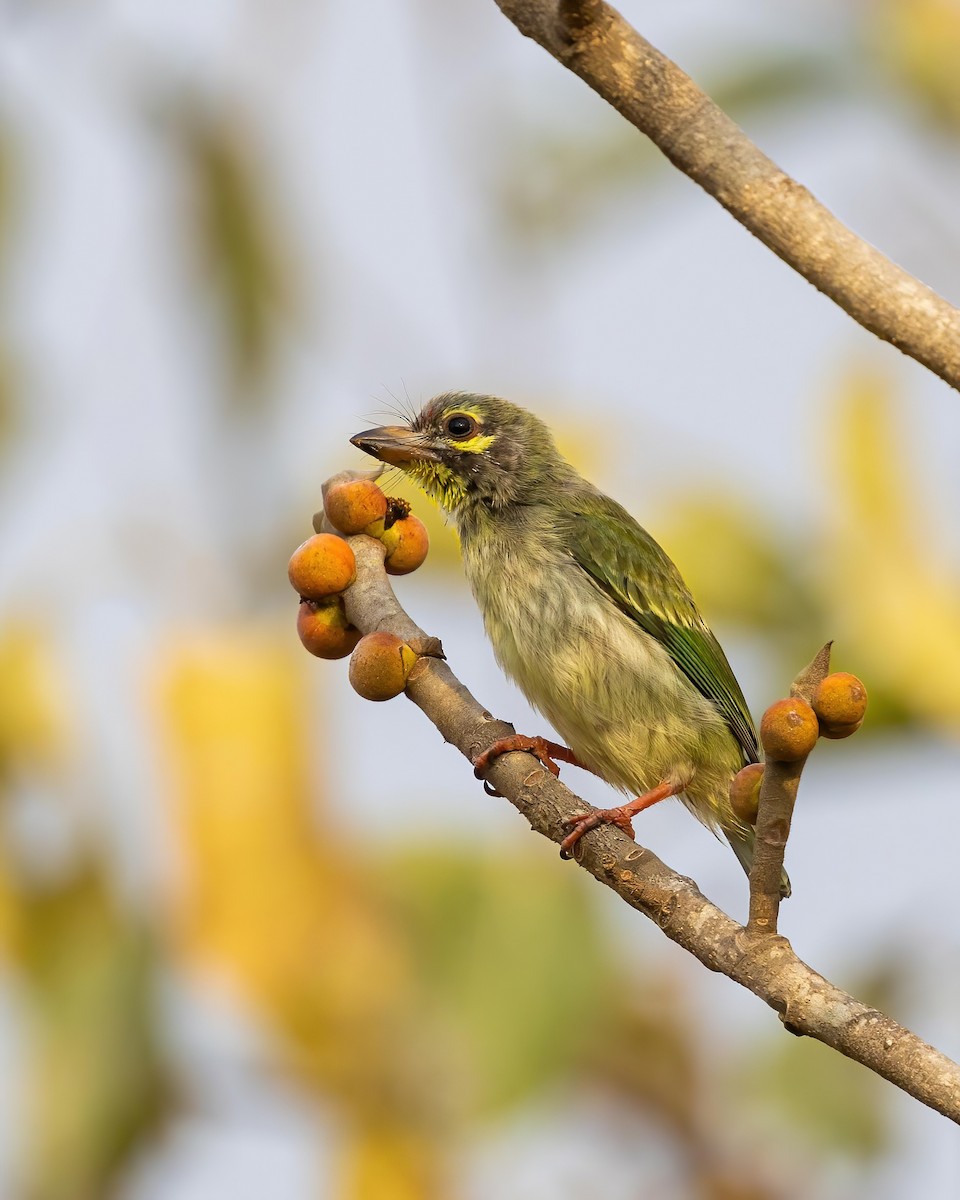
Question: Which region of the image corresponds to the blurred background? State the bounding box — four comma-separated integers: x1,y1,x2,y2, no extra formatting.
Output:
1,0,959,1196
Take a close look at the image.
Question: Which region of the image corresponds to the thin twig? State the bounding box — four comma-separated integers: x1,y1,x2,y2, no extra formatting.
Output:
493,0,960,392
747,642,832,935
746,759,802,936
335,521,960,1126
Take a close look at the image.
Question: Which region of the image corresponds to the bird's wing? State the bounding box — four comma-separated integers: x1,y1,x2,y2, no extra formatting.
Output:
562,492,760,764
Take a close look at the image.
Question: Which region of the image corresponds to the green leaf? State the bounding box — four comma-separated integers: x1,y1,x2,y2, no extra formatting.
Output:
15,860,171,1200
167,102,299,408
736,1022,890,1159
384,845,615,1117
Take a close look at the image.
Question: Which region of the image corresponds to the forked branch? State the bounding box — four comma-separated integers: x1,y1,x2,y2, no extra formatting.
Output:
337,524,960,1126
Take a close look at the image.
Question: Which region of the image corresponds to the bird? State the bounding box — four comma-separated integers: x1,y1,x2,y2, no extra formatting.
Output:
351,393,788,896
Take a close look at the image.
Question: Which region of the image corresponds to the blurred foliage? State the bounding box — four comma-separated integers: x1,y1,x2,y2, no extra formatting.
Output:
495,51,846,245
8,862,169,1200
821,369,960,730
385,846,610,1118
338,1122,444,1200
743,1037,885,1160
734,957,899,1165
590,977,706,1142
0,621,65,956
157,630,615,1190
0,343,18,454
659,494,819,654
0,622,167,1200
592,979,784,1200
157,630,412,1070
589,957,892,1196
168,103,298,407
157,630,444,1195
0,623,66,782
872,0,960,130
657,371,960,733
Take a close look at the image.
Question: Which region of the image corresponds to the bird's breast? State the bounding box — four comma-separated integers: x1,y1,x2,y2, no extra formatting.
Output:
459,523,736,802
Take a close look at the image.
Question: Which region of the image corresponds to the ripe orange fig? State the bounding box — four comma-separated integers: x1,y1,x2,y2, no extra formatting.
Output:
759,697,819,762
381,514,429,575
812,672,868,730
297,599,362,660
730,762,764,826
324,478,389,536
288,533,356,600
819,718,864,740
348,631,418,701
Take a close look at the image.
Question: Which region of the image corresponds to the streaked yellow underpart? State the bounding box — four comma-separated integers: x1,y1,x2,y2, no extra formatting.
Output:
408,461,468,510
405,412,495,509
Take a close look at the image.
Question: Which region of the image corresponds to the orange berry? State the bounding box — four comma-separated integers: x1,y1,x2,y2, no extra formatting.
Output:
812,672,868,729
288,533,356,600
297,599,361,660
381,514,429,575
760,697,819,762
730,762,764,826
819,718,864,740
324,478,388,536
348,631,418,701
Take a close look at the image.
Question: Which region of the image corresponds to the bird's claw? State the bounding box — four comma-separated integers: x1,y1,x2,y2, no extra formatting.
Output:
559,781,677,859
559,807,636,859
473,734,565,782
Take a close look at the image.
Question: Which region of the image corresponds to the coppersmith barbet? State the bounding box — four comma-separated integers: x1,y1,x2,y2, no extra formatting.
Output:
352,394,788,895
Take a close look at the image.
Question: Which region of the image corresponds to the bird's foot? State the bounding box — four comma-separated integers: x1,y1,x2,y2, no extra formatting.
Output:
559,781,677,860
473,735,584,793
560,807,636,859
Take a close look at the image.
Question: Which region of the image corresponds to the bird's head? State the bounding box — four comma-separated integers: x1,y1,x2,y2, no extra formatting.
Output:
351,393,571,517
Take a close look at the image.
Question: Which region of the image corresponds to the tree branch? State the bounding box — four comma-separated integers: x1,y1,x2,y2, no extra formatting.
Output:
493,0,960,392
339,528,960,1126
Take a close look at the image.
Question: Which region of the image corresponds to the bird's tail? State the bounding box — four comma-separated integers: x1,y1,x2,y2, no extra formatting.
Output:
725,828,791,899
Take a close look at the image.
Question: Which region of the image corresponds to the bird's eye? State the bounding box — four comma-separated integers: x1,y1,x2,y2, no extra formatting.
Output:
445,414,477,439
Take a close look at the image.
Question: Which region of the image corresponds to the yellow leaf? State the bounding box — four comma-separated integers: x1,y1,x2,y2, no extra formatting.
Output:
0,621,66,769
821,371,960,725
873,0,960,131
338,1123,444,1200
155,625,414,1095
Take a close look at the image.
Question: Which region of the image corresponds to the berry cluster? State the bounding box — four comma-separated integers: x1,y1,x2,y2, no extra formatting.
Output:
288,476,429,700
730,673,868,825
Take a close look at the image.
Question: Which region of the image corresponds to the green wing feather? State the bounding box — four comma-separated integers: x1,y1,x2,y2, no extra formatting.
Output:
562,491,760,765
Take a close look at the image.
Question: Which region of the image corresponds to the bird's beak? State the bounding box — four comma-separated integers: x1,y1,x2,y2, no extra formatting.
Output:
350,425,440,466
